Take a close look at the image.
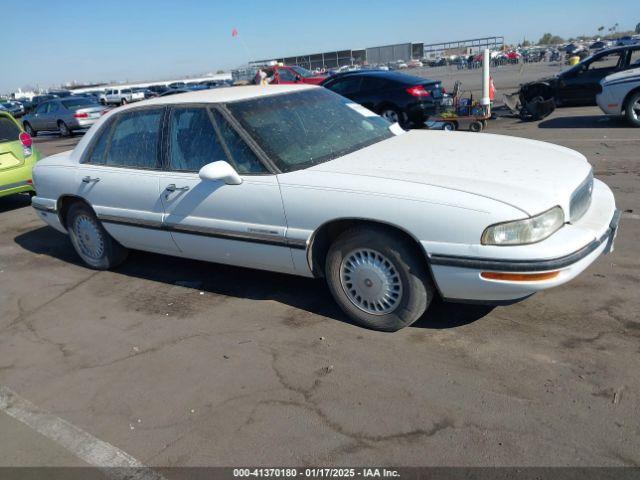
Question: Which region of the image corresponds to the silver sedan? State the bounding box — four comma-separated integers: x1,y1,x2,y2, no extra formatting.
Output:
22,97,108,137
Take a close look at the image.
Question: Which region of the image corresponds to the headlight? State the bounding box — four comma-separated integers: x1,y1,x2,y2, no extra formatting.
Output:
481,206,565,246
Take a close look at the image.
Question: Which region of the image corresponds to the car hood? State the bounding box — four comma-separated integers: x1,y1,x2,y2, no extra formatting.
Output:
306,130,592,216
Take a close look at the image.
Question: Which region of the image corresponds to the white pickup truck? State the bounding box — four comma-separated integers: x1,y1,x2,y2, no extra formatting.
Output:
596,66,640,127
102,88,144,106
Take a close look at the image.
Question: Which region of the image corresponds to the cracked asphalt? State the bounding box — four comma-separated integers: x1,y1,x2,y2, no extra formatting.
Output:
0,106,638,468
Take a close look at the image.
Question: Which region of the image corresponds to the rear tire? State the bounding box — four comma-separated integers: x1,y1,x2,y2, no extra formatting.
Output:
624,91,640,127
66,203,128,270
58,120,71,137
469,121,483,132
23,122,36,137
379,107,404,127
325,226,434,331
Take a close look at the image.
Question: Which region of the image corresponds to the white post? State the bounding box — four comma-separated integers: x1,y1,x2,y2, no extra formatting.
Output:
481,48,491,113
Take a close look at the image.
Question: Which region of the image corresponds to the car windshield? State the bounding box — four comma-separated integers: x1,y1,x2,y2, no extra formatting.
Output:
291,66,313,78
62,98,97,109
227,88,394,172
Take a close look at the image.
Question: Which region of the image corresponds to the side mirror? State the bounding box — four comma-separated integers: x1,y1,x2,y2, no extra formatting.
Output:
198,161,242,185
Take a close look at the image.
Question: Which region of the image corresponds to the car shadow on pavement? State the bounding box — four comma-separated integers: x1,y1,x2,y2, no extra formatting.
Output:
538,115,629,129
14,226,492,330
0,194,32,213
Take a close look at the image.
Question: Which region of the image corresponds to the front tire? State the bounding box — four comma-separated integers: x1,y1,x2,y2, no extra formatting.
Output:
624,91,640,127
120,98,128,106
66,203,128,270
325,226,434,331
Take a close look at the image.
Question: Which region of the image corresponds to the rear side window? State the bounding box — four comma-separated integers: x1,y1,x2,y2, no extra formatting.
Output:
211,110,267,174
0,116,20,142
168,107,226,171
104,108,163,169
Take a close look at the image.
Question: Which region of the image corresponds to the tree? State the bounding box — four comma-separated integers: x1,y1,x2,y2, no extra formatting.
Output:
521,39,532,47
636,22,640,34
598,26,604,34
538,33,565,45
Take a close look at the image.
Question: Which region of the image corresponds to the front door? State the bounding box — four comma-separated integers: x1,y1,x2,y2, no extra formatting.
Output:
559,50,624,105
159,106,295,273
76,106,178,254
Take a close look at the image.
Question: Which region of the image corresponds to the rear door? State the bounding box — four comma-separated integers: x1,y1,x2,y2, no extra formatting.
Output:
75,106,179,254
159,105,294,273
45,102,61,130
31,102,50,131
357,76,394,111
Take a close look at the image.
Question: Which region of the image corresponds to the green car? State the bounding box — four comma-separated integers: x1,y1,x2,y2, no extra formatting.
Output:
0,111,40,198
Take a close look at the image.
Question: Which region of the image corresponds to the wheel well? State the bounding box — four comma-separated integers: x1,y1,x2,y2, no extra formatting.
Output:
622,87,640,112
57,195,91,228
308,219,430,278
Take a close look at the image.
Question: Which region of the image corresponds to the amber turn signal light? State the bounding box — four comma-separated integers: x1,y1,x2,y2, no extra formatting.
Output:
481,271,560,282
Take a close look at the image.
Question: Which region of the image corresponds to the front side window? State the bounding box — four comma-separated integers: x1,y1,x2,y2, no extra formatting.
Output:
227,89,393,172
277,68,296,82
105,108,163,169
586,52,623,71
211,110,267,174
47,102,60,113
85,120,113,165
35,103,49,114
168,107,226,172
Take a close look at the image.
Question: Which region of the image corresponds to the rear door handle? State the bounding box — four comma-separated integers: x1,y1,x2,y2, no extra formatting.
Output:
82,176,100,183
165,184,189,192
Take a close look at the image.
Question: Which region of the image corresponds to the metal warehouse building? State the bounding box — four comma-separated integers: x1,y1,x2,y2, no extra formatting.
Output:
250,36,504,69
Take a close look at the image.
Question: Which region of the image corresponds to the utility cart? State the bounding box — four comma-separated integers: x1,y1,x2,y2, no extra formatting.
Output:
426,81,491,132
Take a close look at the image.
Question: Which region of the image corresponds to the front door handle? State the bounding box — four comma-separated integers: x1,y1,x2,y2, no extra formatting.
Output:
82,176,100,183
165,184,189,192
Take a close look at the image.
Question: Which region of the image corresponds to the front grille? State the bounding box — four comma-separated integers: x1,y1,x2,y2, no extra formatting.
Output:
570,172,593,223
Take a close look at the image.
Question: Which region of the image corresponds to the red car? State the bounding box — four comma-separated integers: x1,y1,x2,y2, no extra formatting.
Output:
256,65,327,85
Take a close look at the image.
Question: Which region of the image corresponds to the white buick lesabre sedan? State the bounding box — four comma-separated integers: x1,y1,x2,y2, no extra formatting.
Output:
31,85,619,331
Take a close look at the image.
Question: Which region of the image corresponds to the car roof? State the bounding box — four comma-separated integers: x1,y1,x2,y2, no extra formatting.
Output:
119,84,316,107
328,70,436,84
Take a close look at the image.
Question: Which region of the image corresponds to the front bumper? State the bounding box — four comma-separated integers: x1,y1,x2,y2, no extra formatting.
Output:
426,179,618,303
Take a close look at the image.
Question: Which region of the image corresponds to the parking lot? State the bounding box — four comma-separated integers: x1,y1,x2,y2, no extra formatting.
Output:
0,105,639,470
